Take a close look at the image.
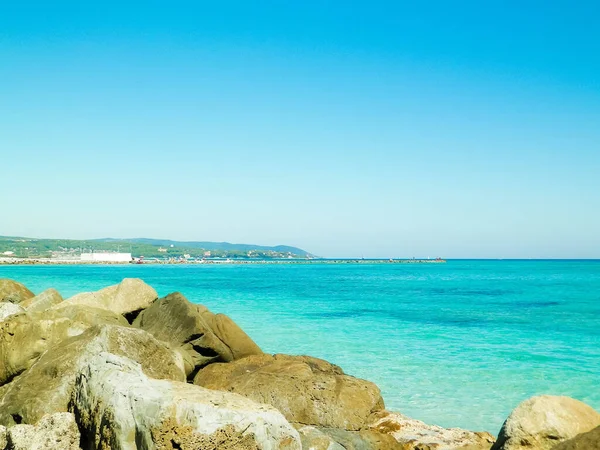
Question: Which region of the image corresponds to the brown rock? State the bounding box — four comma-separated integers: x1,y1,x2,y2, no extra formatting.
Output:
553,426,600,450
0,324,185,426
194,353,384,431
0,279,34,304
297,425,403,449
368,410,495,449
55,278,157,319
491,395,600,450
133,292,262,378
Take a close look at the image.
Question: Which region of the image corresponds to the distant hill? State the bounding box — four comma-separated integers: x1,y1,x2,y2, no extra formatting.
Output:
94,238,313,257
0,236,314,259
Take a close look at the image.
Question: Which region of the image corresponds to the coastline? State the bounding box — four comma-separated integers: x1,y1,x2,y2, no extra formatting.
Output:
0,257,446,266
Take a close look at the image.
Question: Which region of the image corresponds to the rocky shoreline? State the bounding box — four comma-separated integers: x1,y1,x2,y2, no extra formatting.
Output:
0,277,597,449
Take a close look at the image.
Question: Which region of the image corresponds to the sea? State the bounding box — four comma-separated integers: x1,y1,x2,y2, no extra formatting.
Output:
1,260,599,433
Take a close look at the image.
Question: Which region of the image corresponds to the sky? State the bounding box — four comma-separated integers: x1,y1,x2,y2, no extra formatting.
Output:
1,1,599,258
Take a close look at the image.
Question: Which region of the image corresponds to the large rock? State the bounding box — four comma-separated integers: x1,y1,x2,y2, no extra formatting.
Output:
133,292,262,378
6,413,80,450
20,288,63,312
368,410,495,449
0,279,34,304
553,426,600,450
0,304,128,386
0,302,26,323
491,395,600,450
0,324,185,425
194,353,384,431
55,278,157,319
72,352,301,450
0,425,6,449
297,425,402,450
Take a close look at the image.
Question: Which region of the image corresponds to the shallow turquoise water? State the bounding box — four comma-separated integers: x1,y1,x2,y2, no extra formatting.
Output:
1,260,599,433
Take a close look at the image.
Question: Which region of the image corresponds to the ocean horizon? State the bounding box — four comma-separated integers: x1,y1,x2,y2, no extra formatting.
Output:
1,259,598,433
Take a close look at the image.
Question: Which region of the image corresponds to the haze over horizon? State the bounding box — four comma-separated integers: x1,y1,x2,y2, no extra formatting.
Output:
2,1,599,259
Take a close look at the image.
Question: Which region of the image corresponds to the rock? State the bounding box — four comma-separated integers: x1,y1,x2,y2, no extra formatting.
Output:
297,425,345,450
553,426,600,450
0,324,185,425
20,288,63,312
194,353,384,431
6,413,80,450
133,292,262,378
297,425,402,450
55,278,157,319
491,395,600,450
0,302,26,323
0,425,6,449
71,352,301,450
368,410,495,449
0,279,34,304
0,304,128,386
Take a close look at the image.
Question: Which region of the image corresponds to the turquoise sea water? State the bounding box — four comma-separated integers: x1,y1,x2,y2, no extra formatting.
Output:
1,260,599,433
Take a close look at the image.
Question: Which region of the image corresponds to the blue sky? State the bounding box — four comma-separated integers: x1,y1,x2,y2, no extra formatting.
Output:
1,1,599,258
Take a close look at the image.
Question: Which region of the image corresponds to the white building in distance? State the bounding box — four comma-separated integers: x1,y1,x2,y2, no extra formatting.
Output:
80,252,132,262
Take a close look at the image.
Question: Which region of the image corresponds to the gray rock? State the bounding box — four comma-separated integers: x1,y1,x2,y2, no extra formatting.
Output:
0,324,185,425
6,413,80,450
0,303,26,323
0,304,128,386
0,425,6,449
491,395,600,450
71,352,301,450
21,288,63,313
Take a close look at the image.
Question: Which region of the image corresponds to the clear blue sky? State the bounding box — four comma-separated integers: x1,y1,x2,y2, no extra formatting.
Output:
1,1,599,258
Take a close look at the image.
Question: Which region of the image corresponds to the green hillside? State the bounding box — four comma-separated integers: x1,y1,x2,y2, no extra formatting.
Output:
0,236,314,259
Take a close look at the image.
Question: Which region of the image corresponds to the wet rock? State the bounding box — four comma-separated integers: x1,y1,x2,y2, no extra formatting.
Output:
194,353,384,430
72,352,301,450
491,395,600,450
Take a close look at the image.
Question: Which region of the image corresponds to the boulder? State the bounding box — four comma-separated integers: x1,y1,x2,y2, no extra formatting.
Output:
0,304,128,386
194,353,384,431
20,288,63,312
0,279,34,304
0,302,26,323
368,410,495,449
133,292,262,378
297,425,402,450
491,395,600,450
55,278,157,319
6,413,80,450
553,426,600,450
0,324,185,425
0,425,6,449
71,352,301,450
